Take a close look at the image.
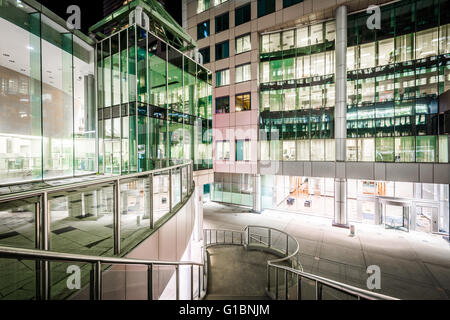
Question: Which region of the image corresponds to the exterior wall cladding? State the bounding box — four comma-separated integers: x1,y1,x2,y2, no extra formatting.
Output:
185,0,450,211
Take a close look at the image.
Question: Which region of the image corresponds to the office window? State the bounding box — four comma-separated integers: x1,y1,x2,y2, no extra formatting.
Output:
415,28,439,59
325,21,336,42
282,30,295,50
215,12,229,34
216,96,230,114
360,43,375,69
236,140,251,161
283,0,303,8
258,0,275,18
197,0,211,13
199,46,210,64
378,39,394,66
235,64,251,83
296,27,309,48
260,61,270,83
269,32,281,52
311,53,325,76
197,20,210,40
235,3,251,26
236,34,251,54
297,140,310,161
216,140,230,160
261,34,270,53
216,69,230,87
215,41,229,60
235,93,251,112
310,24,323,45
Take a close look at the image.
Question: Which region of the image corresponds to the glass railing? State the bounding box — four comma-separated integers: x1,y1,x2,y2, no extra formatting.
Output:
0,161,198,300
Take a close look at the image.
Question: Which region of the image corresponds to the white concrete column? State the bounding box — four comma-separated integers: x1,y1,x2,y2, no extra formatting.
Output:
334,178,348,227
335,5,347,162
253,174,262,213
84,190,98,217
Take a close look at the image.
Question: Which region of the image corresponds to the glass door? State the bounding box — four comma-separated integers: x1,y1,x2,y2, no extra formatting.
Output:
383,201,410,232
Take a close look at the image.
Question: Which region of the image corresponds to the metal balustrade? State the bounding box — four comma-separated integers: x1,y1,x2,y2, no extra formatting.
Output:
204,226,397,301
0,244,208,300
0,161,208,300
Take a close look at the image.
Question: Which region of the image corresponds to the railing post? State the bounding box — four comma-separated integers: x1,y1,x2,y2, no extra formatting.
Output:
267,265,271,292
275,268,279,300
92,261,102,300
113,179,121,255
247,228,250,246
315,281,322,300
176,265,180,300
268,229,271,248
180,167,183,203
198,265,201,299
149,174,154,229
286,234,289,256
231,231,234,244
190,265,194,300
240,232,243,244
41,192,49,300
147,264,153,300
169,169,172,213
285,270,289,300
297,274,301,300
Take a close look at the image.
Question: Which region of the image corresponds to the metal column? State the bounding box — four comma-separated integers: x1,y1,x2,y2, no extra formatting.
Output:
333,178,348,227
335,5,347,162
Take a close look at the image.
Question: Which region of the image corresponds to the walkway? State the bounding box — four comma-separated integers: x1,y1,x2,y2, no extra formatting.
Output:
203,202,450,300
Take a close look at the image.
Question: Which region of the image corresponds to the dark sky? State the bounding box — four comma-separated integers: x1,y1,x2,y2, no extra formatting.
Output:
38,0,182,35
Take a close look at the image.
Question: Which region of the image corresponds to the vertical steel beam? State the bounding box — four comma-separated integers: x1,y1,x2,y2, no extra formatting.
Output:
335,5,347,162
149,174,154,229
147,264,153,300
113,179,121,255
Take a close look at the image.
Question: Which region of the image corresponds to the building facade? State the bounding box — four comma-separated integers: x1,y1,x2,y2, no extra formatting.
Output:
185,0,450,235
0,0,212,299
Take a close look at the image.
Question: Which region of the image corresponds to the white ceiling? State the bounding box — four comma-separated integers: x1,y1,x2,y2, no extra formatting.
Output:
0,17,94,101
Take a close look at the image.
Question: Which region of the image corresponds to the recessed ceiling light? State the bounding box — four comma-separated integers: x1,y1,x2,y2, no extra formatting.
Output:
9,60,15,63
3,53,10,57
20,69,26,72
47,70,52,73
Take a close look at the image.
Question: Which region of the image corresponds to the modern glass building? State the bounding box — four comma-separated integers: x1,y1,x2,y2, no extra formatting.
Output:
186,0,450,236
0,0,212,300
258,1,450,163
0,0,97,184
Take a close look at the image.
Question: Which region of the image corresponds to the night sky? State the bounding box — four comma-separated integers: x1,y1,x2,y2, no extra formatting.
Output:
38,0,182,35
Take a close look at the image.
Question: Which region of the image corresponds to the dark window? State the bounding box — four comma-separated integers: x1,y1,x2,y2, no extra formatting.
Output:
199,46,210,64
215,12,229,33
283,0,303,8
216,96,230,114
197,20,210,40
235,93,251,112
215,41,229,60
257,0,275,18
235,3,251,26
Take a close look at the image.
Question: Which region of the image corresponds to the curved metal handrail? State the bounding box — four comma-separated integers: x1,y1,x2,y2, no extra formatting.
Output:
245,225,303,271
203,226,397,300
268,264,397,300
0,244,208,301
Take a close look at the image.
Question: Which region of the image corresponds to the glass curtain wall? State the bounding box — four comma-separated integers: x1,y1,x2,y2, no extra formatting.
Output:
97,26,213,174
259,21,336,161
0,0,96,184
211,172,254,206
346,0,450,163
